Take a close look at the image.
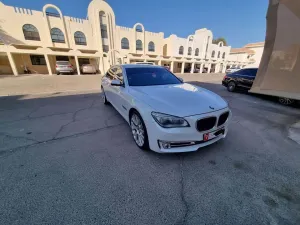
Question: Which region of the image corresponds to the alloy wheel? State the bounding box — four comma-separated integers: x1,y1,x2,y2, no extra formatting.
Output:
279,97,294,106
131,113,145,147
101,87,108,104
228,82,236,92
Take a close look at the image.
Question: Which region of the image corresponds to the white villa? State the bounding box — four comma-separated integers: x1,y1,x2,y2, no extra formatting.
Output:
0,0,253,76
228,42,265,68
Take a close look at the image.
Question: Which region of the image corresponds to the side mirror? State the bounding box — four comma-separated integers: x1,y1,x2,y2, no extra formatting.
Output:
111,79,122,86
178,77,184,82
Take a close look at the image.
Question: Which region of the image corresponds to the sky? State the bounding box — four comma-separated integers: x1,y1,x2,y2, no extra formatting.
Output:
2,0,269,48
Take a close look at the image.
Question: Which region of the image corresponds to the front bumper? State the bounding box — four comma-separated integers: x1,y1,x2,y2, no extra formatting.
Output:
146,108,231,153
222,80,228,87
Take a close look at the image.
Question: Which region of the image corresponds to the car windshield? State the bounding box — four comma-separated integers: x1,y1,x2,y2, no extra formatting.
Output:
125,67,182,86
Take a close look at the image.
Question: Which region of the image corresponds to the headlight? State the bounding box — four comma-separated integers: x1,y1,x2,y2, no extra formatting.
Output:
151,112,190,128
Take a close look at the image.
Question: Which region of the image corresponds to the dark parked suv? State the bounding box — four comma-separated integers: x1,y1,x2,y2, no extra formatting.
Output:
222,68,258,92
222,68,297,105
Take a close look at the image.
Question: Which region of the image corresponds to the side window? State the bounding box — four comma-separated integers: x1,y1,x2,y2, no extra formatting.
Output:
115,66,124,84
239,69,250,75
106,67,116,80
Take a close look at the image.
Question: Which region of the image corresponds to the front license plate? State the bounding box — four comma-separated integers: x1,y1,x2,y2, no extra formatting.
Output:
203,128,225,141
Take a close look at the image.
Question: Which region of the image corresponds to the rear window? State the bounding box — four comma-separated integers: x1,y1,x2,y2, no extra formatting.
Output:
56,61,70,65
125,67,182,86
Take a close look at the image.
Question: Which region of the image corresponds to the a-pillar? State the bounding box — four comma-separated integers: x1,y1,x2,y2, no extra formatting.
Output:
199,63,204,73
181,62,185,74
170,61,174,73
190,62,195,74
75,56,81,75
7,52,18,76
207,63,212,74
44,54,53,75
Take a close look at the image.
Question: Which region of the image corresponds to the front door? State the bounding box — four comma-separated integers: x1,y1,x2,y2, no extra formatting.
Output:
102,66,117,103
109,66,130,119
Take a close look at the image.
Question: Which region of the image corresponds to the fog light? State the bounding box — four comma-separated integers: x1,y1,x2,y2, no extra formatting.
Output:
158,141,171,149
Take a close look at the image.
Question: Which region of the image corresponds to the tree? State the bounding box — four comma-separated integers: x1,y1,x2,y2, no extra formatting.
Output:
212,37,228,46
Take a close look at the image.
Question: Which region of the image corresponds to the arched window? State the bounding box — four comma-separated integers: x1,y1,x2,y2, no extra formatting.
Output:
121,38,129,49
222,52,226,59
218,51,221,58
136,40,143,51
22,24,40,41
211,51,215,58
148,41,155,52
74,31,86,45
179,46,184,55
195,48,199,56
99,11,108,39
50,28,65,43
188,47,192,56
136,25,143,32
45,6,61,18
99,11,109,52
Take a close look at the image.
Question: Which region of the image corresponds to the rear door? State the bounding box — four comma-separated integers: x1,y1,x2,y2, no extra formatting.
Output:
246,69,258,88
233,69,247,88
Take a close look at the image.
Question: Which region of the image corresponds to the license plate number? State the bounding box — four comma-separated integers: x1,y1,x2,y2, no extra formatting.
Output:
203,128,225,141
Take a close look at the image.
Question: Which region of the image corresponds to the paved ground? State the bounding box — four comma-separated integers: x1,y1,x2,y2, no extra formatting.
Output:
1,74,300,225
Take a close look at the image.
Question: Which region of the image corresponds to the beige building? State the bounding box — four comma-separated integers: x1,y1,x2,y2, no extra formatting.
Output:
228,42,265,68
0,0,231,76
250,0,300,101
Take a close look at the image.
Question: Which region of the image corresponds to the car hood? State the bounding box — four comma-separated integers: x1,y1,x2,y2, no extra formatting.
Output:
129,83,228,117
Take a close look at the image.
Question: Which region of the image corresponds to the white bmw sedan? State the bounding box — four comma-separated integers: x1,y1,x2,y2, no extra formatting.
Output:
101,64,231,153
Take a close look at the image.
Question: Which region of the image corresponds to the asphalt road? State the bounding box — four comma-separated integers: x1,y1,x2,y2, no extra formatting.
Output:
1,74,300,225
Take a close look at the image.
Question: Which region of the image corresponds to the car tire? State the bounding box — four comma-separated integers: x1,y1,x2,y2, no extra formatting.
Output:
130,110,150,151
101,86,109,105
278,97,294,106
227,81,236,92
57,72,60,75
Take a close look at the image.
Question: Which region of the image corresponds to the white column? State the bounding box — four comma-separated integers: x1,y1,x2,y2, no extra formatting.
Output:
190,62,195,74
222,64,227,73
44,54,53,75
181,62,185,74
199,63,204,73
215,63,220,73
158,60,162,66
7,52,18,76
75,56,81,75
207,64,212,74
170,61,174,73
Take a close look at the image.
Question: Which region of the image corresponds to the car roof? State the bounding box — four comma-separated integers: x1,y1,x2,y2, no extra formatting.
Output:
120,64,162,69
